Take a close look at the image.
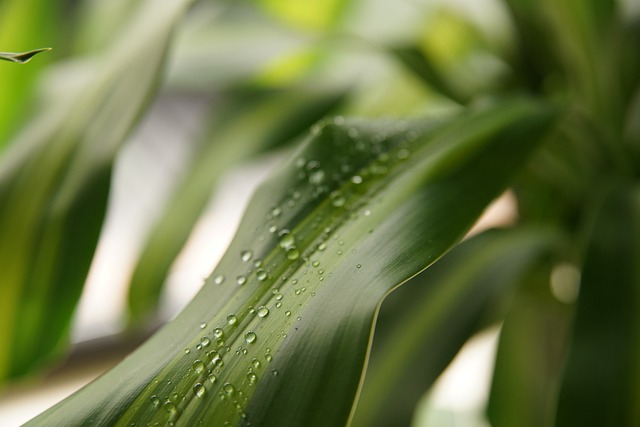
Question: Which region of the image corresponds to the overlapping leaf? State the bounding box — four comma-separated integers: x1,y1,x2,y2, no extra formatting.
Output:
26,98,556,426
0,0,192,382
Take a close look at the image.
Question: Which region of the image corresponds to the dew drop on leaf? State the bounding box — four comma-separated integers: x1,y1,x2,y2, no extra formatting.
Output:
236,276,247,286
241,250,253,262
245,332,257,344
213,275,225,285
213,328,224,338
223,383,235,396
257,306,270,318
256,270,268,281
193,383,206,398
200,322,207,329
227,315,238,326
193,360,205,374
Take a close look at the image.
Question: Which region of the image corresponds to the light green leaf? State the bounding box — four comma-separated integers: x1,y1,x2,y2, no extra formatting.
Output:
352,227,559,427
26,98,556,426
555,184,640,426
127,86,349,327
0,0,192,382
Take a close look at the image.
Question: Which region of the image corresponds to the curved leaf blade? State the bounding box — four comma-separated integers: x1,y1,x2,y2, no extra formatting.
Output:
555,185,640,426
0,0,191,382
127,86,349,327
352,227,558,427
0,47,51,64
26,98,556,426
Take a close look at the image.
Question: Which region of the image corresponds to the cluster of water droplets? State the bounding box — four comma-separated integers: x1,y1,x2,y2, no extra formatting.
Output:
147,119,421,425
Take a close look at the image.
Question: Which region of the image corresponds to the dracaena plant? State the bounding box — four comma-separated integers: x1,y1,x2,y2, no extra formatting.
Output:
0,0,638,426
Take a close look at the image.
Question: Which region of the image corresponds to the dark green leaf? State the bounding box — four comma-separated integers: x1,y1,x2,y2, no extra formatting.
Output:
352,227,559,427
26,98,556,426
127,86,349,327
555,184,640,427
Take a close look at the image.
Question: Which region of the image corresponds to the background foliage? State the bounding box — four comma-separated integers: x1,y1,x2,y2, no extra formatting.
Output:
0,0,639,425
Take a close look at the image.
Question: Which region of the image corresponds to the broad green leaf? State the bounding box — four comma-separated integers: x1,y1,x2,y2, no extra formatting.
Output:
487,261,573,427
555,185,640,426
351,227,558,427
0,0,192,382
26,98,556,426
128,86,349,327
0,0,58,145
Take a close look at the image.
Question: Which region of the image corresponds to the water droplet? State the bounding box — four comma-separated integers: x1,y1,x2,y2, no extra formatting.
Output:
223,383,235,396
364,209,371,216
275,293,283,301
356,264,362,269
272,369,280,376
257,306,270,318
151,395,160,408
256,269,268,281
397,148,410,160
312,260,320,268
279,233,295,250
252,358,261,369
201,337,211,347
241,250,253,262
285,310,292,317
236,275,247,286
247,372,258,384
286,248,300,260
275,302,282,308
227,315,238,326
193,360,205,374
200,322,207,329
193,383,206,398
309,170,325,184
318,242,327,251
208,374,217,383
213,274,225,285
351,175,363,184
213,328,224,338
271,206,282,217
253,259,263,268
269,224,278,233
265,354,273,362
245,332,257,344
164,401,177,414
331,191,346,207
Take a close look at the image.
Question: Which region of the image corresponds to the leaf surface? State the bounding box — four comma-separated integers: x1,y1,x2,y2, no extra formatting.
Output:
26,98,556,426
0,0,191,381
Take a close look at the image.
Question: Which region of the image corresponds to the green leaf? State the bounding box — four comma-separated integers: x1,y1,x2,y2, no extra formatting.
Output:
352,227,558,427
0,47,51,64
127,86,349,327
26,98,556,426
0,0,192,382
555,184,640,426
487,261,573,427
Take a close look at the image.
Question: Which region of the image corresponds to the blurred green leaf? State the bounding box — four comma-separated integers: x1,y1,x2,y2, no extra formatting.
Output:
487,261,573,427
127,85,350,327
352,227,558,427
0,0,192,382
26,98,556,426
555,184,640,427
